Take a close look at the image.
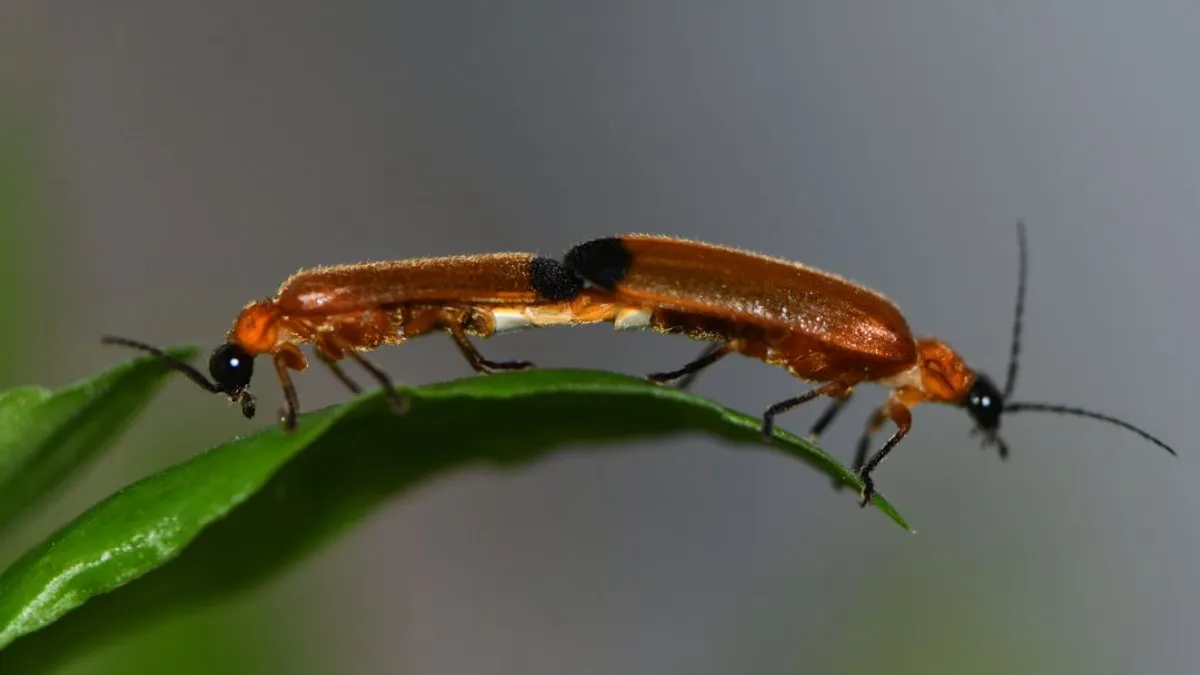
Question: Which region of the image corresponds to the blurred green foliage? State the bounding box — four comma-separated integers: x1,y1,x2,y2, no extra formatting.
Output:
0,348,197,533
0,97,45,387
0,89,310,675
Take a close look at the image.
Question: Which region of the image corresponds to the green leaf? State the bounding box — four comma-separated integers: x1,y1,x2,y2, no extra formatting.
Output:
0,364,909,670
0,347,199,532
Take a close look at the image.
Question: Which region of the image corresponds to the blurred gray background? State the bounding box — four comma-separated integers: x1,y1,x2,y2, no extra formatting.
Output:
2,2,1197,674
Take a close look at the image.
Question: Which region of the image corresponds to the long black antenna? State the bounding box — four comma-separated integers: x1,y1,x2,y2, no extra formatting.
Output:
1003,219,1028,399
1004,402,1177,456
997,222,1176,457
101,335,221,393
102,335,257,419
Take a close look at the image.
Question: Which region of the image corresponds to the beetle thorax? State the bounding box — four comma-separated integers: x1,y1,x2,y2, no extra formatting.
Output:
229,300,282,356
911,336,976,404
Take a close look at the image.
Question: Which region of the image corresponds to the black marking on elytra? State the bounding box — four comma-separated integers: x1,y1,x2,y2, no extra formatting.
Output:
562,237,632,290
528,257,584,300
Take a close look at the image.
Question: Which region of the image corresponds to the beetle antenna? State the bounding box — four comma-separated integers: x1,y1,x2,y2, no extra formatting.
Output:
1003,219,1028,399
1004,401,1177,456
101,335,222,394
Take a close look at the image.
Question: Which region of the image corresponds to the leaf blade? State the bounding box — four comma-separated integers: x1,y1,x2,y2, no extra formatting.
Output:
0,366,909,670
0,347,199,532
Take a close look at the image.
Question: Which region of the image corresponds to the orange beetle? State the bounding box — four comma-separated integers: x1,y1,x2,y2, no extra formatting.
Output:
104,253,604,430
560,222,1176,505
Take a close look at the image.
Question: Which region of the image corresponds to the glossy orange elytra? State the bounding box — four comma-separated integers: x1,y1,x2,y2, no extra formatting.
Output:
560,222,1176,506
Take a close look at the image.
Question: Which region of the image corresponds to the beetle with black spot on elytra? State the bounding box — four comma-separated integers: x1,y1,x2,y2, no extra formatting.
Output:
102,252,613,431
558,222,1176,506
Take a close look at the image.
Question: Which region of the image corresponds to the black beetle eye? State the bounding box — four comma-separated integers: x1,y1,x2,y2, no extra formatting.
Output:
208,344,255,395
964,373,1004,432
